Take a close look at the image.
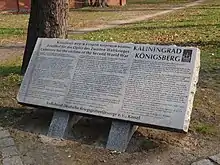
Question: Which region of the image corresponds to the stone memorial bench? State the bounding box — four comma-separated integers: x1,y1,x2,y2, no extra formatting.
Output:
17,38,200,152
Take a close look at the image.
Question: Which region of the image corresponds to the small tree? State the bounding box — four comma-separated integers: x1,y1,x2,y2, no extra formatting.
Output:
21,0,68,75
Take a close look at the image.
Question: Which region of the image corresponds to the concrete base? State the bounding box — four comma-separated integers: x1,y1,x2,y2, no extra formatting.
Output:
48,111,137,152
106,120,137,152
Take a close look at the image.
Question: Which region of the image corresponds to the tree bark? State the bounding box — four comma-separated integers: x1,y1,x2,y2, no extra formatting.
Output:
21,0,68,75
91,0,108,7
16,0,20,13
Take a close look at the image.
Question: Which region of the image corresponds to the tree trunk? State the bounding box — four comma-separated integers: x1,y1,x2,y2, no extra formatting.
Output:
16,0,20,13
21,0,68,75
91,0,108,7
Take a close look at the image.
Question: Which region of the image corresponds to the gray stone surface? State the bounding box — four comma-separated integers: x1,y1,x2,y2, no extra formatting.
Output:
1,146,19,158
0,130,11,139
17,38,200,132
106,120,137,152
0,138,15,148
3,156,23,165
47,111,71,138
191,159,214,165
209,153,220,164
0,126,3,130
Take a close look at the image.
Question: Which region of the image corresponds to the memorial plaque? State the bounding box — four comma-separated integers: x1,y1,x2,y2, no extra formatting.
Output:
17,38,200,132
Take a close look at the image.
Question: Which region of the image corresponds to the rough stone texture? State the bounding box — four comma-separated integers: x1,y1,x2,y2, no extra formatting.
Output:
0,130,11,139
3,156,23,165
1,146,19,158
106,120,137,152
66,115,83,136
0,138,15,148
47,111,70,138
209,153,220,164
0,126,3,130
191,159,214,165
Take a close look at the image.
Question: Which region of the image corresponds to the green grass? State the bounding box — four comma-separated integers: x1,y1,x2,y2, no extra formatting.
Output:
0,14,29,29
0,56,22,75
0,28,25,35
194,123,217,134
0,14,28,44
0,0,198,44
0,57,22,109
128,0,196,5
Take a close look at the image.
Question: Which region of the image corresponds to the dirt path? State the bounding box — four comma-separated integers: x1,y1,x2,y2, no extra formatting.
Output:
0,45,24,62
68,0,205,34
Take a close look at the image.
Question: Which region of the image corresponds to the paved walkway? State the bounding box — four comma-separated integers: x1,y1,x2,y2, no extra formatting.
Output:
192,155,220,165
0,127,23,165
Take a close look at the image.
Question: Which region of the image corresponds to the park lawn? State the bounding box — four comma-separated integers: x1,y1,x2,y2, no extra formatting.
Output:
0,0,219,136
68,10,158,30
69,0,198,29
127,0,197,6
0,0,198,45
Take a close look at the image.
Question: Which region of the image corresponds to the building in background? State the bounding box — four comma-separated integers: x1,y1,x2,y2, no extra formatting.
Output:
0,0,86,12
0,0,30,12
0,0,126,12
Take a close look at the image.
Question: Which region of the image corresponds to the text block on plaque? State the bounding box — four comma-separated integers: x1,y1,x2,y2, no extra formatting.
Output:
17,38,200,132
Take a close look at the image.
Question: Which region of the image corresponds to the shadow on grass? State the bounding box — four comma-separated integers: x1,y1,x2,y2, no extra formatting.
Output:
68,21,218,33
71,6,220,12
0,106,160,152
198,68,220,90
0,107,31,127
127,0,197,4
117,23,220,32
0,66,21,76
135,40,220,48
71,8,172,12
